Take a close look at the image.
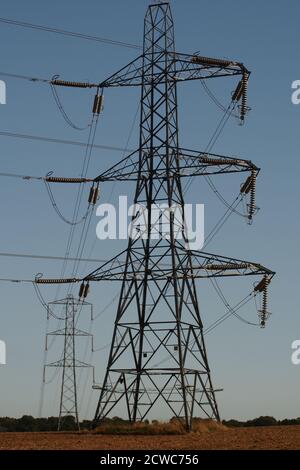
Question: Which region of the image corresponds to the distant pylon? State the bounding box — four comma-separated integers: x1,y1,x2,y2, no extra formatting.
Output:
43,295,94,430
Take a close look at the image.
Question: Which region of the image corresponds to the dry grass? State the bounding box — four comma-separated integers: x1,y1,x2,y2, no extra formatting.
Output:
94,419,227,435
190,419,227,434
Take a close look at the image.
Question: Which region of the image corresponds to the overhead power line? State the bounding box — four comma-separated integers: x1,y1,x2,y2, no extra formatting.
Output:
0,16,141,50
0,277,32,283
0,130,132,152
0,172,44,180
0,172,95,183
0,71,99,88
0,252,108,263
0,71,50,83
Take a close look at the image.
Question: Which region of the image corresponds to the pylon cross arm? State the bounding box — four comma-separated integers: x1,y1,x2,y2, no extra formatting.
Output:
84,249,275,282
95,147,259,182
98,52,248,89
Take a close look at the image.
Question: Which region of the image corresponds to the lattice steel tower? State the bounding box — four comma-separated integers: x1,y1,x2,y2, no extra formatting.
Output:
44,1,274,431
43,295,93,430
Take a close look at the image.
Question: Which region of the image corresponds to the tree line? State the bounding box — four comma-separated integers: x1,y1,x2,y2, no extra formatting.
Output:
0,415,300,432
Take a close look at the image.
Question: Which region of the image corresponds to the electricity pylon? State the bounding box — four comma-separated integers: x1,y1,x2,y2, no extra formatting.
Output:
43,295,94,430
78,2,275,431
38,1,275,431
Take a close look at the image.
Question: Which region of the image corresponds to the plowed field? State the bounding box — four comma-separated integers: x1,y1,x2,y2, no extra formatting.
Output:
0,425,299,450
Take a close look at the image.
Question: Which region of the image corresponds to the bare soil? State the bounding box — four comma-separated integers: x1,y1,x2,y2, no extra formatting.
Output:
0,425,300,450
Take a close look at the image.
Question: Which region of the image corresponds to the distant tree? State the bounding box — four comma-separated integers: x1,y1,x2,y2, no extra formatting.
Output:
0,417,17,432
80,419,92,430
60,415,77,430
246,416,277,427
279,418,300,426
16,415,37,432
36,418,48,431
222,419,244,428
3,413,300,432
46,416,59,431
111,416,126,424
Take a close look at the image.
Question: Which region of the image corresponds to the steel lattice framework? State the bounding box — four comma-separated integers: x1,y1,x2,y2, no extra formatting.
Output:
44,296,93,430
76,2,274,431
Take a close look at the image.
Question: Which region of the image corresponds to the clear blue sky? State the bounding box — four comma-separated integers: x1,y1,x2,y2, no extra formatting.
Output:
0,0,299,422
